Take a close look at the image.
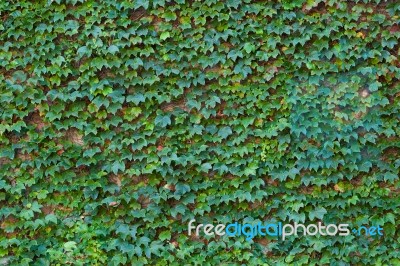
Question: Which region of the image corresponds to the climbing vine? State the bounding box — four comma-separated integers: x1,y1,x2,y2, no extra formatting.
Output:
1,0,400,265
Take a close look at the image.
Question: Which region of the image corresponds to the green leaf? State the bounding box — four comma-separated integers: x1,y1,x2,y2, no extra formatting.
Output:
159,231,171,241
243,43,255,53
112,161,126,174
160,32,170,40
12,70,27,82
134,0,149,9
384,172,397,182
127,94,146,104
83,147,101,157
45,214,58,224
108,45,119,54
218,126,232,139
309,207,327,220
63,241,77,252
163,12,177,21
77,46,88,56
155,115,171,127
201,163,212,172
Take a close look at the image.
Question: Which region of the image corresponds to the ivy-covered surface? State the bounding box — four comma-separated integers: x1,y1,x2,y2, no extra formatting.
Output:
1,0,400,265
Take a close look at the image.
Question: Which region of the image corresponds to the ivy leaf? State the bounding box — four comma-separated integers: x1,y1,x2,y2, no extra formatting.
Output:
83,147,101,157
309,207,327,220
384,172,397,182
160,32,170,40
63,241,77,252
244,162,258,176
108,45,119,55
163,12,177,21
227,0,240,9
148,241,163,257
127,94,146,104
243,43,255,53
77,46,88,56
218,126,232,139
12,71,27,82
201,163,212,172
159,231,171,241
134,0,149,9
112,161,125,174
45,214,58,224
120,242,135,257
170,204,186,217
116,224,137,240
369,81,381,92
385,213,396,224
155,115,171,127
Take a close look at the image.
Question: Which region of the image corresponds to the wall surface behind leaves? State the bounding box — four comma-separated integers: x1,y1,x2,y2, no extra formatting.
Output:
1,0,400,265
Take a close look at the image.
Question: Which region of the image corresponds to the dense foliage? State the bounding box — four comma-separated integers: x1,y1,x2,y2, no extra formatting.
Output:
1,0,400,265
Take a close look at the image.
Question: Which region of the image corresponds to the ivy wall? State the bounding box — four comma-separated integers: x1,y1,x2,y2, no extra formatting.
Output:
1,0,400,265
